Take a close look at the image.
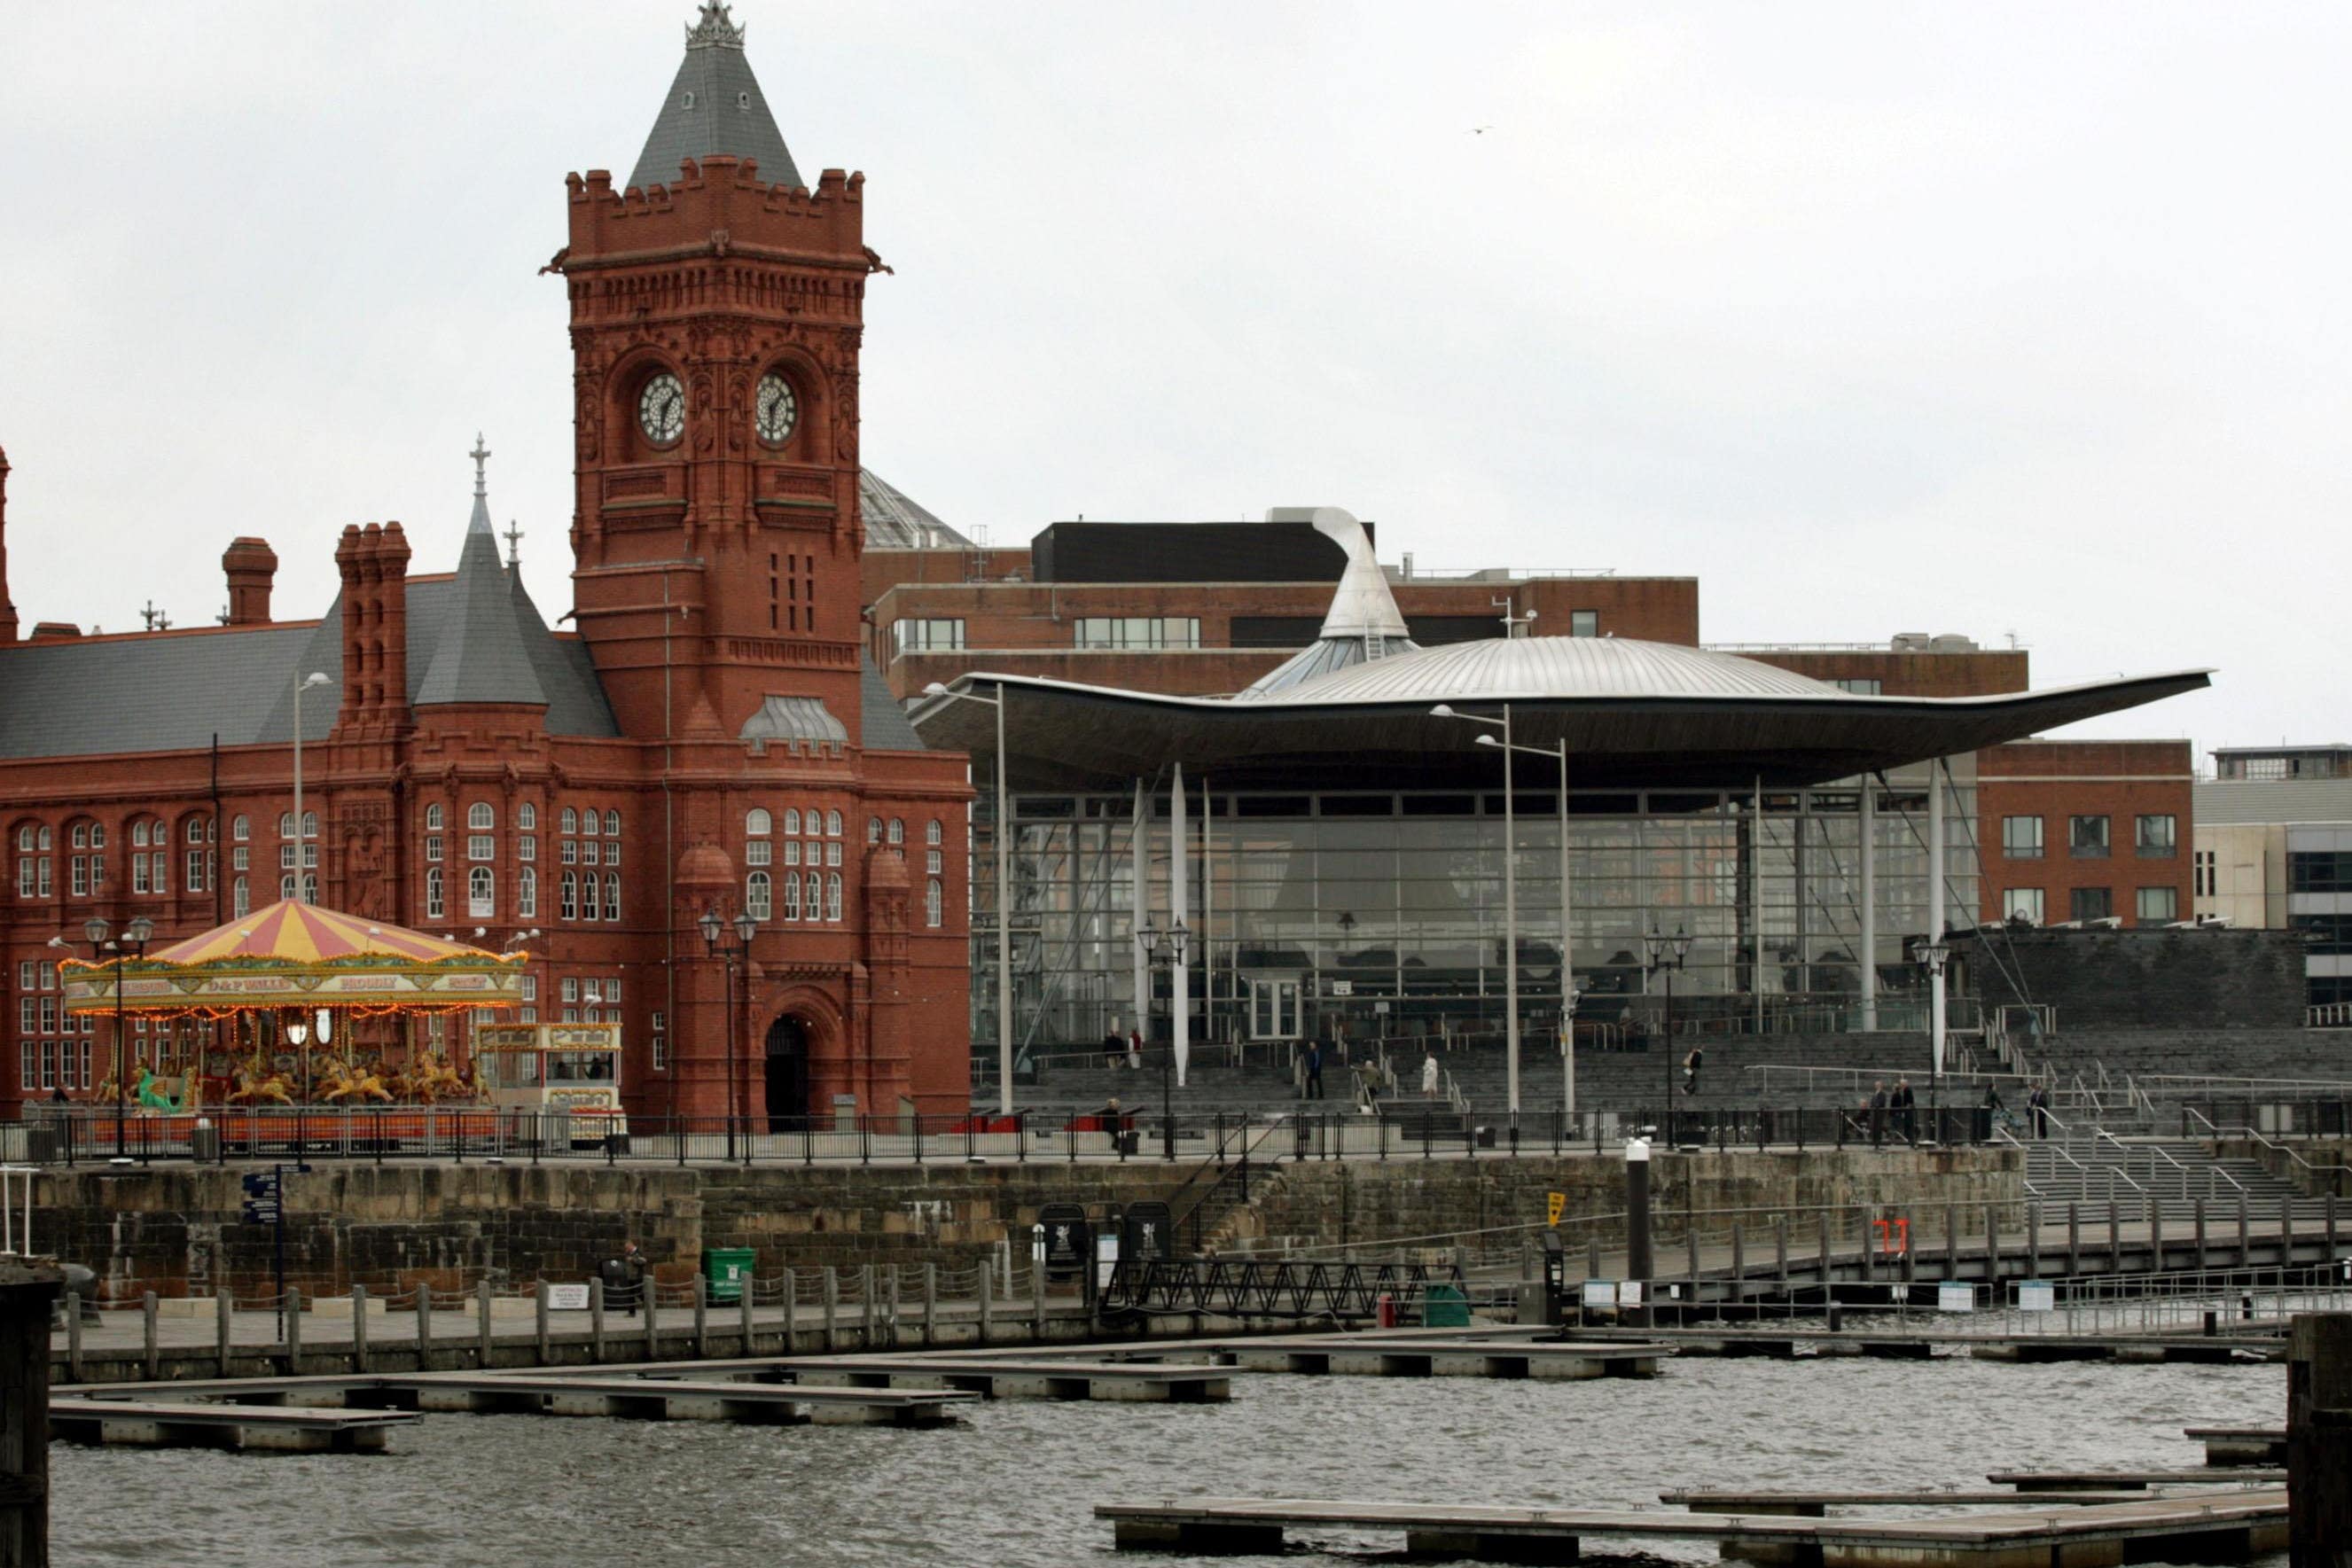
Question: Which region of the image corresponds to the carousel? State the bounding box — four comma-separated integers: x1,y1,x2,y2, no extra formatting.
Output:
59,900,529,1130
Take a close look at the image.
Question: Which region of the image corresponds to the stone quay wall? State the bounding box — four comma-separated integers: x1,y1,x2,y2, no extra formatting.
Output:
39,1146,2021,1301
1213,1146,2024,1255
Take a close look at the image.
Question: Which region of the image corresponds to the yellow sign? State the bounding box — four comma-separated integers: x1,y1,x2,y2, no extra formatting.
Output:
1545,1191,1566,1227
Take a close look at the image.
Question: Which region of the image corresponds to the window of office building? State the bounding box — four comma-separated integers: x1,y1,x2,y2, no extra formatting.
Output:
890,619,965,655
2136,885,2178,924
2068,815,2110,857
2069,885,2114,922
2194,849,2216,898
1568,610,1598,638
1830,678,1883,695
2003,815,2043,859
1073,617,1200,651
2136,815,2176,857
2005,887,2044,925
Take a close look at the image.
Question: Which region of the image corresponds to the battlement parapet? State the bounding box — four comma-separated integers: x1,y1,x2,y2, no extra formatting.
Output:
564,157,863,264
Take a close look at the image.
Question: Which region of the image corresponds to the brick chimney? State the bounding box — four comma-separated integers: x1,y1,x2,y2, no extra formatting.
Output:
332,523,411,738
222,537,278,626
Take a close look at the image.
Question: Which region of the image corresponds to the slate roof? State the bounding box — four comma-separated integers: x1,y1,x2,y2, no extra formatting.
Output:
414,487,549,708
860,654,924,750
0,469,619,760
628,2,803,192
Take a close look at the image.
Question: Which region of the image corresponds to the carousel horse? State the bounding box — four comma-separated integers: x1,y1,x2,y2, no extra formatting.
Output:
319,1057,395,1104
225,1058,293,1106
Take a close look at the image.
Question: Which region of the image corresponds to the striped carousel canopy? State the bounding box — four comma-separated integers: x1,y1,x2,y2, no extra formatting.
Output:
61,901,527,1016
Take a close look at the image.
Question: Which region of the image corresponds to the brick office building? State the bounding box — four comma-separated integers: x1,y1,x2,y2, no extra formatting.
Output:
0,4,971,1123
867,519,2197,934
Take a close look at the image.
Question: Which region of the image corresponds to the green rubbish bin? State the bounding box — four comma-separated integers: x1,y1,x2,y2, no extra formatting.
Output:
703,1247,756,1304
1420,1283,1471,1328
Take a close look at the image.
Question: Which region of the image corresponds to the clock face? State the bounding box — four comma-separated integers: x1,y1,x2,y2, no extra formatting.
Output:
637,372,685,446
755,373,798,446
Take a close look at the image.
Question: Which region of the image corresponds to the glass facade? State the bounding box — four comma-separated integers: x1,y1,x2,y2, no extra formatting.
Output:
970,762,1977,1058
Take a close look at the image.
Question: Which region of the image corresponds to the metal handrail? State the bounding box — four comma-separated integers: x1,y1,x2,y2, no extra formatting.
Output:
2127,1130,2246,1194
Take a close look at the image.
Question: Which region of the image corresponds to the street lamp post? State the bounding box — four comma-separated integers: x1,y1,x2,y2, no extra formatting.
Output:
1137,916,1189,1159
290,671,332,904
85,916,156,1158
1432,703,1524,1148
1643,925,1693,1143
924,681,1015,1118
1911,938,1950,1143
698,906,761,1161
1459,722,1577,1132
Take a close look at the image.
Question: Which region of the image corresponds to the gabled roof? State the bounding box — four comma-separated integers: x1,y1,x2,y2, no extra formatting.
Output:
414,479,549,710
860,470,973,549
628,2,802,192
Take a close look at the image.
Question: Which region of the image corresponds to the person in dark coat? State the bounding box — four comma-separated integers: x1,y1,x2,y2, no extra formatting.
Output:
1893,1077,1916,1143
1303,1041,1324,1100
1868,1080,1888,1147
2028,1083,2051,1139
618,1241,649,1318
1682,1047,1703,1096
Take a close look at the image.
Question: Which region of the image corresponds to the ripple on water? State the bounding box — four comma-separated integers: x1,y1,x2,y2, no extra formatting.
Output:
45,1353,2286,1568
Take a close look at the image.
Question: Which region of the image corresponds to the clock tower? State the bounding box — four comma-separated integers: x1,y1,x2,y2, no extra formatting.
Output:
555,0,881,745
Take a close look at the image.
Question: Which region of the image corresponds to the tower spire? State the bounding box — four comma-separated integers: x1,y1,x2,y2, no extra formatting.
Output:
467,434,494,536
628,3,801,191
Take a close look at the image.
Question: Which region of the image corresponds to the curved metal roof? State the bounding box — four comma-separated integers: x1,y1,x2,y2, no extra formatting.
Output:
910,660,2214,792
1243,636,1846,705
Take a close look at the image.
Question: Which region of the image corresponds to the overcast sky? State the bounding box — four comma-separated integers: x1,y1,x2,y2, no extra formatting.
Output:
4,3,2344,755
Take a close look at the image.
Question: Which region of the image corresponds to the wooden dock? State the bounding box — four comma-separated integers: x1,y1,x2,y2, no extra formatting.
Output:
1564,1324,2277,1364
56,1369,974,1426
1987,1468,2286,1491
2184,1424,2286,1466
1098,1488,2289,1565
1215,1335,1665,1379
778,1355,1231,1402
1661,1489,2233,1515
50,1397,418,1453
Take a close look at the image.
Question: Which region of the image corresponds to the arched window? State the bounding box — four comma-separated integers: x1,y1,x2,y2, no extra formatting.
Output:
303,873,318,905
781,871,802,920
519,866,537,919
747,807,771,837
232,815,249,841
518,803,536,831
577,805,598,834
825,872,843,922
185,817,206,845
467,802,495,831
301,811,317,839
70,823,88,850
826,810,843,837
425,867,444,919
468,866,494,917
805,808,823,837
232,877,250,917
39,825,52,850
926,819,943,846
604,810,621,837
13,825,29,851
424,804,443,831
783,808,801,835
887,818,905,846
867,816,882,845
559,807,578,835
130,821,149,848
559,870,578,921
281,874,297,903
579,872,599,922
926,878,943,927
604,873,621,920
746,870,771,921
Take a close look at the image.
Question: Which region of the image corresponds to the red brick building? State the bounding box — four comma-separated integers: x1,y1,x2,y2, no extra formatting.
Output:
0,4,971,1123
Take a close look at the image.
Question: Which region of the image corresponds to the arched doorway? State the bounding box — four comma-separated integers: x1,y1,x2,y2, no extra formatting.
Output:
763,1016,812,1131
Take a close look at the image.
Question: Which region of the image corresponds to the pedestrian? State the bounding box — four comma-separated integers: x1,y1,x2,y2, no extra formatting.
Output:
48,1082,66,1105
618,1240,648,1318
2028,1082,2050,1140
1304,1040,1324,1100
1981,1081,2004,1143
1356,1057,1382,1111
1103,1024,1124,1070
1682,1046,1703,1096
1127,1027,1143,1071
1894,1077,1916,1143
1420,1051,1439,1099
1868,1080,1888,1148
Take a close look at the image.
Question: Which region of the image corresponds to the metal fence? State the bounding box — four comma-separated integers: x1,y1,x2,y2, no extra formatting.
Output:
0,1102,2003,1168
